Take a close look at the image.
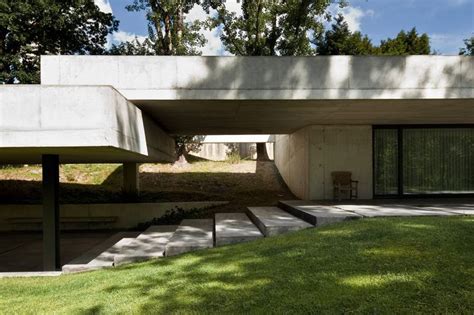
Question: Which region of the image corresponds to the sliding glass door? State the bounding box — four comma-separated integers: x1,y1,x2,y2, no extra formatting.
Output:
374,126,474,197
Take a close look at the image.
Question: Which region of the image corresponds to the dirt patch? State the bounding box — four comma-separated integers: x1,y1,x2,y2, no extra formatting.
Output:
0,161,294,212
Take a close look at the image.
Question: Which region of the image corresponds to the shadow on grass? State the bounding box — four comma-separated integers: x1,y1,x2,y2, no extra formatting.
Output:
59,216,473,314
0,161,293,206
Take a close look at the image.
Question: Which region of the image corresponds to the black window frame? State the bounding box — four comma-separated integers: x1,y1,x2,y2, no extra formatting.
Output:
372,124,474,198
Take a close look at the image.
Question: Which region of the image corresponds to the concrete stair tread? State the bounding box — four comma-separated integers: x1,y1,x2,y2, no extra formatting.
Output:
247,206,312,236
165,219,214,256
215,213,263,246
279,200,362,226
114,225,178,266
62,232,139,273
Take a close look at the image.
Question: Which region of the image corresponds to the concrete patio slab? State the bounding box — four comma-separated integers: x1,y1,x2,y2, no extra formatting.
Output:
165,219,213,257
247,207,312,237
334,205,459,217
215,213,263,246
279,200,362,226
0,271,62,278
114,225,178,266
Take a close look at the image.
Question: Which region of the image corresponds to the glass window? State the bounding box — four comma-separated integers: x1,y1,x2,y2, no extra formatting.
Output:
374,129,399,195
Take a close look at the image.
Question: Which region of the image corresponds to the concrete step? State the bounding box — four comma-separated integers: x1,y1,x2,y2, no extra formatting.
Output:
165,219,214,257
278,200,362,226
114,225,179,266
62,231,139,273
215,213,263,246
247,207,313,237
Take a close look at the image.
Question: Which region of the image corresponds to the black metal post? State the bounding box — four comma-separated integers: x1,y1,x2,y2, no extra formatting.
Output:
42,154,60,271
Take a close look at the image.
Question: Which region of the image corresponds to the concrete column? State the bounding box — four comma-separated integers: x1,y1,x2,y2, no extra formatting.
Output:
123,162,140,199
42,154,60,271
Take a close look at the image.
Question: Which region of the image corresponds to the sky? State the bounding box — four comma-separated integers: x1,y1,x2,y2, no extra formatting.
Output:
95,0,474,55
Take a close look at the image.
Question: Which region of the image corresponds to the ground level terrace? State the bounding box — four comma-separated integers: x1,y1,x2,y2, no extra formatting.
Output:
0,55,473,270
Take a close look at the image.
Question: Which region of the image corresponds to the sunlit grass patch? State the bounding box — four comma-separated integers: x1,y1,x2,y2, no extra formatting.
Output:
0,216,472,314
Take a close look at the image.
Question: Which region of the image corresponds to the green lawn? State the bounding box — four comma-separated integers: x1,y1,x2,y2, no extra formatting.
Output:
1,216,473,314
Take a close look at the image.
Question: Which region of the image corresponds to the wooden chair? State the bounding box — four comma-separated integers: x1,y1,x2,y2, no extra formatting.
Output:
332,171,358,201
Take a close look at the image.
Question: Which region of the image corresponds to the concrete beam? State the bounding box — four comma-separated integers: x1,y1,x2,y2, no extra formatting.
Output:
0,86,175,163
41,55,474,101
42,154,60,271
123,162,139,199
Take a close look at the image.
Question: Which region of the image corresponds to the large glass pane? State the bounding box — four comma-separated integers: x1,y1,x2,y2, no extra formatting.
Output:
403,128,474,194
374,129,399,195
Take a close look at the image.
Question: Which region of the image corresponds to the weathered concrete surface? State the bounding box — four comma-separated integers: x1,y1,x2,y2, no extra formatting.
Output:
274,128,310,199
335,205,459,217
40,56,474,134
0,271,62,278
165,219,214,256
278,200,362,226
0,85,175,163
247,207,312,237
215,213,263,246
42,56,474,97
275,125,372,200
114,225,178,266
0,201,228,231
62,232,139,273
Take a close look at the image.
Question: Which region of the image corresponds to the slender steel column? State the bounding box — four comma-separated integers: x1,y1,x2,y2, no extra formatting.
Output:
123,162,140,200
42,154,60,271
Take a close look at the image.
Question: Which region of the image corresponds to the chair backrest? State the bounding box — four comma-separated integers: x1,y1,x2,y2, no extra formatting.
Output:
332,171,352,185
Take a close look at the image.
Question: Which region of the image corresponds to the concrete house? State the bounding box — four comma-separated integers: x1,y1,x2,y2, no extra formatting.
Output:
1,55,473,269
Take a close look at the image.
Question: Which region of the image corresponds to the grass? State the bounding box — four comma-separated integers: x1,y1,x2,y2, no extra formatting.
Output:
0,216,472,314
0,160,294,216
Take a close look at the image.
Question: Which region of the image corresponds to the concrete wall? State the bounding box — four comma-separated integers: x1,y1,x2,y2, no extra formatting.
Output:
0,86,175,163
275,125,372,200
192,143,274,161
308,126,372,200
41,55,474,101
275,129,310,199
0,201,228,231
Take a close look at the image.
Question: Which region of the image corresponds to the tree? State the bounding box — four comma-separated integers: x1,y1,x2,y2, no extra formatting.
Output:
208,0,345,57
109,38,156,55
125,0,207,55
0,0,118,84
122,1,212,161
316,14,376,55
378,27,430,55
208,0,346,159
459,37,474,56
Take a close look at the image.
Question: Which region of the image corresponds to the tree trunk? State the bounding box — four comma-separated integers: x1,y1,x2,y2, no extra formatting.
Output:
256,143,270,161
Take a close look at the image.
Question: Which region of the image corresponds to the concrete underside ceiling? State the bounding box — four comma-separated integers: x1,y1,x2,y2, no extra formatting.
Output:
134,99,474,134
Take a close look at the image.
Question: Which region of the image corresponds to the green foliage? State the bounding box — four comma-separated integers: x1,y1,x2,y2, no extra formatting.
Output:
125,0,207,55
108,38,156,55
378,27,431,55
316,16,431,56
0,217,472,313
208,0,347,56
459,36,474,56
0,0,118,84
174,135,204,158
136,206,213,228
316,14,376,55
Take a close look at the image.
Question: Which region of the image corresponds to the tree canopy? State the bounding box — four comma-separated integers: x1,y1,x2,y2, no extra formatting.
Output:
208,0,347,56
459,37,474,56
378,27,431,55
125,0,210,55
0,0,118,83
316,14,376,55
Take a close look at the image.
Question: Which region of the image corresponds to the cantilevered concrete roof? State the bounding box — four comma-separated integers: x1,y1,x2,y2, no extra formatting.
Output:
1,56,473,163
41,56,474,134
0,86,175,163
